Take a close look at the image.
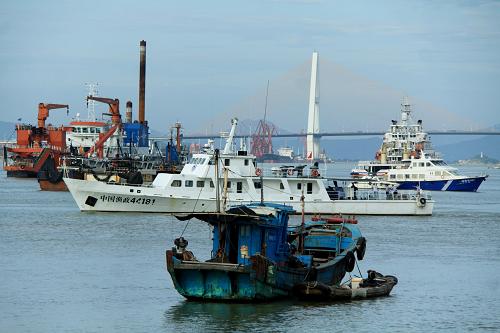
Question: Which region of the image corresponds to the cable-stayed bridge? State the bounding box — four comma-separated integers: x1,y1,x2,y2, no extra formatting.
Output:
151,129,500,141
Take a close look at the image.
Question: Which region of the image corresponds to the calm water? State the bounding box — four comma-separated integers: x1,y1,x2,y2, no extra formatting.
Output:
1,163,499,332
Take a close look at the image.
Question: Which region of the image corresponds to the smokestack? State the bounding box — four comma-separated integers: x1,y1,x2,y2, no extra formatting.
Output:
126,101,133,123
138,40,146,124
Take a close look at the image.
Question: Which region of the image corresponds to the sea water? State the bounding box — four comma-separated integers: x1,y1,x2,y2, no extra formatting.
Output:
0,164,499,332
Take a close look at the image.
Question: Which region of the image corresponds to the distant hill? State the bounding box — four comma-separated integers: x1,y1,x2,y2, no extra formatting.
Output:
0,121,17,140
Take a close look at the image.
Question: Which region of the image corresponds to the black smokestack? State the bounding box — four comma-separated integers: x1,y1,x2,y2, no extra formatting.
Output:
139,40,146,124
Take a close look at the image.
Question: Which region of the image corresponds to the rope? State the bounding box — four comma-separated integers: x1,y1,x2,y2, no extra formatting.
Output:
179,158,214,237
355,257,363,278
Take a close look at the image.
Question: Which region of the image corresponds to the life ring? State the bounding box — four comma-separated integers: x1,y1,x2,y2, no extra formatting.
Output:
356,237,367,261
311,169,319,177
255,168,262,177
344,251,356,272
419,197,426,206
287,169,294,176
20,165,25,170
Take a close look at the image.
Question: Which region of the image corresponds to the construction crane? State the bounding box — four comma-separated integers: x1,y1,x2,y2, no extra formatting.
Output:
37,103,69,128
251,120,276,158
86,96,121,127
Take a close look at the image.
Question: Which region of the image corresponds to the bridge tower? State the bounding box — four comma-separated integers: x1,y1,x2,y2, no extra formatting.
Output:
306,51,320,160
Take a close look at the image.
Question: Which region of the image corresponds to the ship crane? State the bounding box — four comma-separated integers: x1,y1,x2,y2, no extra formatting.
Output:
85,96,122,158
86,96,121,127
37,103,69,128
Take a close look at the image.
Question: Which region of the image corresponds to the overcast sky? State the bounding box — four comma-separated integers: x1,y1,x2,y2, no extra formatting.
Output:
1,0,499,134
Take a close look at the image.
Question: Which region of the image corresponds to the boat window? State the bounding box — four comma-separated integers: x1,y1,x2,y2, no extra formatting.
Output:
244,159,249,166
435,171,441,176
419,174,425,179
224,159,230,166
226,181,231,188
405,174,410,179
426,162,431,167
208,158,214,165
82,127,88,133
280,182,284,190
397,174,404,180
197,181,204,188
185,180,193,187
90,127,95,133
412,174,418,179
297,183,302,190
307,182,313,194
96,128,101,133
419,162,424,167
148,163,152,169
171,180,181,187
254,181,262,189
237,182,242,193
390,175,396,180
413,163,416,167
210,181,214,188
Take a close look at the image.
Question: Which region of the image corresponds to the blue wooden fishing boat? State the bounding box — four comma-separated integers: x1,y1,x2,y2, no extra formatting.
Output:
165,203,366,301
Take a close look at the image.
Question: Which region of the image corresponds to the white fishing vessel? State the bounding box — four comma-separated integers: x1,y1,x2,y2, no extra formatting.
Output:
354,97,487,192
65,118,433,215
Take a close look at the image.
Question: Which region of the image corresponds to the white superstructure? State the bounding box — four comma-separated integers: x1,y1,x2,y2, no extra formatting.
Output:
355,97,487,191
65,118,433,215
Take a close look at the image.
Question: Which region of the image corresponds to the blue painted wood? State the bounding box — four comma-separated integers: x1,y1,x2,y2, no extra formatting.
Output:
166,203,364,301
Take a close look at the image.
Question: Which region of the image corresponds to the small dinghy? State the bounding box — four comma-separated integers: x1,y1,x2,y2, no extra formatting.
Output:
294,270,398,301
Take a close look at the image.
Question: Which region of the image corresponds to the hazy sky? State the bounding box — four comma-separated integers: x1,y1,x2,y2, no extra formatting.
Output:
1,0,499,134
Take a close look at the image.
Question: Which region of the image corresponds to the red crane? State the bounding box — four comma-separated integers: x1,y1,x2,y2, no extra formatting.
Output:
37,103,69,128
86,96,121,127
251,120,276,158
85,96,122,159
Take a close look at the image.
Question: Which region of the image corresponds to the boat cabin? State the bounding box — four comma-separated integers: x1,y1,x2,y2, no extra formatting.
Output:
206,204,293,265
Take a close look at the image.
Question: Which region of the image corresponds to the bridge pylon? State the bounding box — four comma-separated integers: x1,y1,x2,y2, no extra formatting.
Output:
306,51,320,160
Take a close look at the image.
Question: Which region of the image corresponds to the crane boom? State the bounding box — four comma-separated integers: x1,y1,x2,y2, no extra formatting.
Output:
38,103,69,128
85,124,119,159
86,96,121,126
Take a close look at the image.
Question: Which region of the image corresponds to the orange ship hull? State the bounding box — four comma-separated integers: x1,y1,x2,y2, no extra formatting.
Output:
38,179,68,191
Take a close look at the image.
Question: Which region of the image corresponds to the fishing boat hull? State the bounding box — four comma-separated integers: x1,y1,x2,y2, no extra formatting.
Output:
166,252,288,301
166,250,352,302
395,176,487,192
65,177,433,215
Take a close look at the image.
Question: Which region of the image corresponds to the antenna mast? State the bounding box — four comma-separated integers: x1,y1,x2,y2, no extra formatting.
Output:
85,82,99,121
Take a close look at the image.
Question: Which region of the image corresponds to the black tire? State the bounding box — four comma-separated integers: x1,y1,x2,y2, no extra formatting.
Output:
419,197,426,206
344,251,356,272
356,237,367,261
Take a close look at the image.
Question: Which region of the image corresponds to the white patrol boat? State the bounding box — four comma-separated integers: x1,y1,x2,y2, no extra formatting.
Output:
355,97,487,192
65,118,434,215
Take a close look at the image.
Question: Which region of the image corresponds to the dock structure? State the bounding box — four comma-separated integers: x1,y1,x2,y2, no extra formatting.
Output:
306,51,320,161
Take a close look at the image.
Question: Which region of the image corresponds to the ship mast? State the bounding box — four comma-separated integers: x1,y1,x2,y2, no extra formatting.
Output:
85,83,99,121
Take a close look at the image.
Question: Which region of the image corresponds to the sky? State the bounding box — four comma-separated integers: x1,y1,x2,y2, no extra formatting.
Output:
1,0,499,135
